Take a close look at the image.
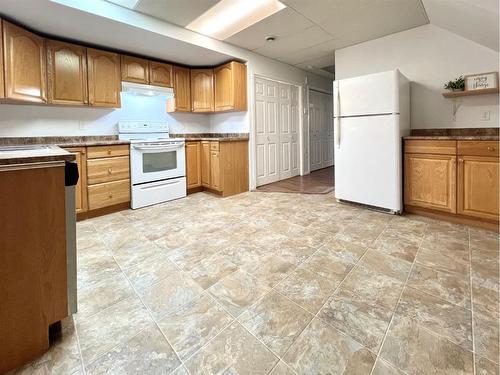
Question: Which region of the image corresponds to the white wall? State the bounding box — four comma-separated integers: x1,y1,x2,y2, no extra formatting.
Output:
0,93,211,136
335,24,499,129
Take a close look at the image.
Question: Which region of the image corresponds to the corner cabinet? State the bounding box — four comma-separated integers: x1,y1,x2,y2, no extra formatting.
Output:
87,48,121,108
46,40,88,105
2,20,46,103
171,66,191,112
404,139,499,228
191,68,214,112
214,61,247,112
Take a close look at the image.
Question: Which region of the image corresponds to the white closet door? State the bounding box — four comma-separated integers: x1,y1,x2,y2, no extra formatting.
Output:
279,83,293,180
309,90,334,171
290,85,300,177
256,77,280,186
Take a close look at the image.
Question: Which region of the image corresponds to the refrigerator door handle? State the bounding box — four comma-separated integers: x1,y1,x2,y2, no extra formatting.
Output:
335,86,341,148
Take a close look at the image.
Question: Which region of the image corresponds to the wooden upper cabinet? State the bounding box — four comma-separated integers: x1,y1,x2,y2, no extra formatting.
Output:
404,153,457,213
46,40,87,105
87,48,121,108
457,155,499,221
121,55,149,84
0,20,4,99
150,61,172,87
191,68,214,112
214,61,247,112
172,66,191,112
2,21,46,103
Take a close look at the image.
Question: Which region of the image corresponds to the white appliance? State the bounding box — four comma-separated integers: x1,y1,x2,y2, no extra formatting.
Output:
119,121,186,209
121,81,175,98
333,70,410,213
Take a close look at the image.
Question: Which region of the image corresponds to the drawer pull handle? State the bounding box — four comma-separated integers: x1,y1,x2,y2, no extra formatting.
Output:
487,146,495,151
107,149,112,155
108,167,112,174
108,192,113,199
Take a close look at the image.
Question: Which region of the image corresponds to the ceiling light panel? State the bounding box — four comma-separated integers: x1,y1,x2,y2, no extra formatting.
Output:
187,0,286,40
106,0,140,9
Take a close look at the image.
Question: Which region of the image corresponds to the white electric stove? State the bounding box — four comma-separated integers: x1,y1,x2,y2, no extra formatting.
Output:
118,121,186,209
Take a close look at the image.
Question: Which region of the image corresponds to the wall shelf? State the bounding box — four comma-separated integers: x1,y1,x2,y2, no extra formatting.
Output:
442,87,499,98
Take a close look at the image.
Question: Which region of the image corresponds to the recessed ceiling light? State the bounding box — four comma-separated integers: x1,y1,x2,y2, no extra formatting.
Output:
265,36,276,42
187,0,286,40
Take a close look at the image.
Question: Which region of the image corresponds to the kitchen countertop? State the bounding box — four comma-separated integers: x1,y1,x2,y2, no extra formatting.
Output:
0,145,75,167
0,136,130,148
170,133,249,142
403,127,499,141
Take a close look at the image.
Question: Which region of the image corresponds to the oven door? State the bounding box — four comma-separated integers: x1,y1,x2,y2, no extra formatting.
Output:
131,142,185,184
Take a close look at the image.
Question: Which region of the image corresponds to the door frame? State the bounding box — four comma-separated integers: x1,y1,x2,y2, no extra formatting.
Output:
306,86,334,175
251,74,304,188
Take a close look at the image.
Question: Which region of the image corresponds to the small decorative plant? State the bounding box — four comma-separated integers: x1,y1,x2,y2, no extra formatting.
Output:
444,76,465,91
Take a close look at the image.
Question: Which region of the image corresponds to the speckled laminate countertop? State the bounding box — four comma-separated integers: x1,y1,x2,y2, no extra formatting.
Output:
170,133,249,142
0,145,75,167
0,136,130,148
404,127,499,141
404,135,499,141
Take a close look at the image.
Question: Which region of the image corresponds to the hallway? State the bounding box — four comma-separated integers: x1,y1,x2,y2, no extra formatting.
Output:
256,167,334,194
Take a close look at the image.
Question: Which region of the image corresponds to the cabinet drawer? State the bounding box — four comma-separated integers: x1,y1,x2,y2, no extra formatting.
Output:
458,141,499,157
405,140,456,155
87,156,130,184
87,145,129,159
88,179,130,210
210,141,220,151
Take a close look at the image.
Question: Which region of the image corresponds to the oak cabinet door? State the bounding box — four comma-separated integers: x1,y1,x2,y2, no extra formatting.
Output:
121,55,149,84
149,61,172,87
87,48,121,108
3,21,46,103
201,141,211,187
458,156,499,221
172,66,191,112
0,20,4,98
404,153,456,213
64,147,88,213
214,61,247,112
47,40,88,105
191,69,214,112
186,141,202,189
210,150,221,191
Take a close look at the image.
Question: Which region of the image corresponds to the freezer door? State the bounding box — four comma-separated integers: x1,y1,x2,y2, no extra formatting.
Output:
334,114,402,211
334,70,400,117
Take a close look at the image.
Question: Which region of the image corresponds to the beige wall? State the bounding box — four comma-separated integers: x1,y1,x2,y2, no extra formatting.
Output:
335,24,499,129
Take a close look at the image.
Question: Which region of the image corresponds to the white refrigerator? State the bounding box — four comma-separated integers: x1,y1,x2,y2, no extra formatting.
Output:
333,70,410,213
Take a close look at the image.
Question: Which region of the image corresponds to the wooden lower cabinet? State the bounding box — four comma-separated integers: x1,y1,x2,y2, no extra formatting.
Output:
458,156,499,221
188,140,248,197
186,141,202,189
65,147,88,213
65,144,130,219
404,139,499,228
404,153,456,213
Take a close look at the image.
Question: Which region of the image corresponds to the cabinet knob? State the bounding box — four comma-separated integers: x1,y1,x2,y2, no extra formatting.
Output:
459,158,463,163
108,167,112,174
108,192,113,199
107,149,112,155
487,146,495,151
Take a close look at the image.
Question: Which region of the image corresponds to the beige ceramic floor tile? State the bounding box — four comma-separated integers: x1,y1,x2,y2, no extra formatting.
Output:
474,304,500,364
300,250,354,286
275,267,336,314
188,252,238,289
371,358,405,375
77,272,135,319
475,356,500,375
239,291,313,356
372,228,421,262
138,271,203,320
396,287,473,351
185,322,278,375
76,296,152,365
122,254,179,292
321,238,367,264
85,324,180,374
242,254,296,288
157,294,233,360
380,315,474,375
407,264,471,309
208,269,270,317
470,228,500,252
269,361,297,375
358,248,412,282
416,246,470,278
319,288,393,351
283,317,376,375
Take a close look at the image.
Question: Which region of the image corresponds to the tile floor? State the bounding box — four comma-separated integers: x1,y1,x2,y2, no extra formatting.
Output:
9,192,499,375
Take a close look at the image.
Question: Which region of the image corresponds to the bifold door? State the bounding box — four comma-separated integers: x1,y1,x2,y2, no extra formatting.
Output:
309,90,334,172
255,77,299,186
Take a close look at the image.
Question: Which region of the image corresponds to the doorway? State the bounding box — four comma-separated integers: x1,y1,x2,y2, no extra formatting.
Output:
255,76,300,187
309,89,334,172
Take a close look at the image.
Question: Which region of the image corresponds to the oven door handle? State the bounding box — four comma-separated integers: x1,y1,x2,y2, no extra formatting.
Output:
132,144,183,152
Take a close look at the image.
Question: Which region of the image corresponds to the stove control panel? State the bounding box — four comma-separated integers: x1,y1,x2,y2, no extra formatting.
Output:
118,121,169,133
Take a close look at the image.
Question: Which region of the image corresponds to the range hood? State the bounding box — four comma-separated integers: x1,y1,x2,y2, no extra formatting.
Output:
121,81,174,98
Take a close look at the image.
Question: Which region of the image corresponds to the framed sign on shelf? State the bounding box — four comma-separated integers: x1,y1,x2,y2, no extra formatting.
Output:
465,72,499,91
